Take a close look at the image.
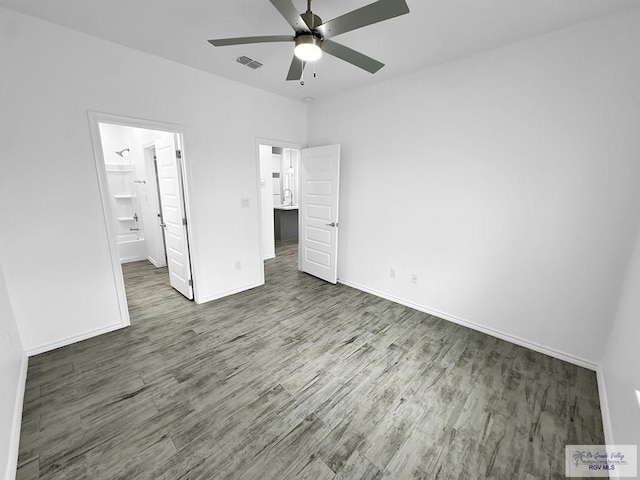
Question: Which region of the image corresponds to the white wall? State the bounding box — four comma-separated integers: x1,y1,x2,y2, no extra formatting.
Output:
307,8,640,366
0,7,306,352
600,224,640,447
0,260,26,480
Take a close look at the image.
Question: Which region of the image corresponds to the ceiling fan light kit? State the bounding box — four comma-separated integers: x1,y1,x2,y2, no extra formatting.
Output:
294,34,322,62
208,0,410,82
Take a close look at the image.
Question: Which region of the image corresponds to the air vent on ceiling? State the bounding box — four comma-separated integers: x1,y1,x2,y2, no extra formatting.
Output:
236,56,263,70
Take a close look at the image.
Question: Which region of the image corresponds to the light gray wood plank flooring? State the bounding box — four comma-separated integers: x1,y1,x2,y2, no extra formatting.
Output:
16,241,605,479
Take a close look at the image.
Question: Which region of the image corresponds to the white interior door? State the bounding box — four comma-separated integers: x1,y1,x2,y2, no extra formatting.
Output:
141,145,166,268
155,134,193,299
299,144,341,284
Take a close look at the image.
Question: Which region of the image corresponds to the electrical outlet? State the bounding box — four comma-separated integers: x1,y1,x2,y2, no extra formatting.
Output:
390,268,396,279
235,260,242,271
241,197,250,208
411,274,418,284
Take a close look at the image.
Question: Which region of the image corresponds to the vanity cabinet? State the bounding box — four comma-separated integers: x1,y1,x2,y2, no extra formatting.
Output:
274,207,298,241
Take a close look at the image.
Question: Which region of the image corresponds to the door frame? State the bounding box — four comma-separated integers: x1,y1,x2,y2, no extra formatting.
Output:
88,111,196,327
254,137,305,284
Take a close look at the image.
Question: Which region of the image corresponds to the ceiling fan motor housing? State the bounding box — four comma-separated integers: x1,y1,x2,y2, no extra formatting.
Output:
295,9,323,59
294,31,322,45
300,11,323,31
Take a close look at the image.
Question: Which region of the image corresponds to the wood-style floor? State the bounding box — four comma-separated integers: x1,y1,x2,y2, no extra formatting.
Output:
16,241,605,479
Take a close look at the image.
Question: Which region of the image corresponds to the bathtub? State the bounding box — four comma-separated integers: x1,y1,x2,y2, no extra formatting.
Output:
117,233,147,263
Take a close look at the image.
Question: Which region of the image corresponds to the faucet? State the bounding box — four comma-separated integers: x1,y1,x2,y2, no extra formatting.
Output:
282,188,293,206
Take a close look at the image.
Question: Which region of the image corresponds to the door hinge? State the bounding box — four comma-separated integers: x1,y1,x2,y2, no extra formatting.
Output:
182,218,187,226
188,279,193,287
176,150,182,159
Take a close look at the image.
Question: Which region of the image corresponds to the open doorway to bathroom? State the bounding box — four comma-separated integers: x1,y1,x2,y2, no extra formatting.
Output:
98,123,169,267
258,144,302,261
90,113,195,328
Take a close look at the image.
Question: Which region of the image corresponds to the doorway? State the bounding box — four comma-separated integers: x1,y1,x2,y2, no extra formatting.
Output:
258,144,302,260
89,113,195,327
256,139,342,285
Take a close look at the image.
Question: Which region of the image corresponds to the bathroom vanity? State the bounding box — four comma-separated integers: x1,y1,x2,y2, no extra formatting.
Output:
274,205,298,241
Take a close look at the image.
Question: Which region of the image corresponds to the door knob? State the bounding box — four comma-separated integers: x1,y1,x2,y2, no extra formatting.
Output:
160,223,167,228
326,222,337,227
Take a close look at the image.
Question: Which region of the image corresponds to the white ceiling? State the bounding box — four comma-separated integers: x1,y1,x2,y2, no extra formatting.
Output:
2,0,638,102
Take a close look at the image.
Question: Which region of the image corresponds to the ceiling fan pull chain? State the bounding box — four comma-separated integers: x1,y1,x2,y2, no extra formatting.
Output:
300,68,305,86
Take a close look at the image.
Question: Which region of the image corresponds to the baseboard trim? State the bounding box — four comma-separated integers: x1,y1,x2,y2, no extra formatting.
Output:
263,254,276,261
195,281,264,305
338,278,599,371
595,366,615,446
5,355,28,480
25,323,127,357
147,256,163,268
120,256,146,264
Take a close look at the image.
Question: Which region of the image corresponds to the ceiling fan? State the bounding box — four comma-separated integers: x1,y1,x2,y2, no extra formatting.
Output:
208,0,410,82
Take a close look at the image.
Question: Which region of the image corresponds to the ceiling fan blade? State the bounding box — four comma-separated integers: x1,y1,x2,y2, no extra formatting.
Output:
286,56,306,81
322,39,384,74
317,0,409,39
208,35,294,47
268,0,310,32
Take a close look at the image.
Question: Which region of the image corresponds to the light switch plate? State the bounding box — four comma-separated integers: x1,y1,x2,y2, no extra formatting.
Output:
241,197,250,208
